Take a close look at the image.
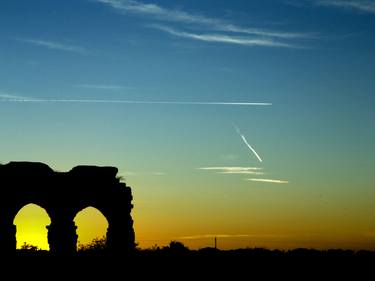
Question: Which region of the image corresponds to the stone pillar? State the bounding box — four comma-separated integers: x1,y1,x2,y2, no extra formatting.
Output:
0,222,16,253
106,215,135,253
105,184,135,253
47,220,77,254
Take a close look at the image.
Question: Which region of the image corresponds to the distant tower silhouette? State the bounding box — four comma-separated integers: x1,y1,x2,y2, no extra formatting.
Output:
215,237,217,249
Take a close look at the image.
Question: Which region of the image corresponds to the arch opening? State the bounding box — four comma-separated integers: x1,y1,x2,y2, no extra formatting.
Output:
13,203,51,250
74,207,109,250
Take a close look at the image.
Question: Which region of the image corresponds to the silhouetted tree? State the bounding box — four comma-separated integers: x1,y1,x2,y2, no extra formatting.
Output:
165,241,189,254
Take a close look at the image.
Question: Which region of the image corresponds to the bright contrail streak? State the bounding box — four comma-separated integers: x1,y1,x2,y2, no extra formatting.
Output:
0,97,272,106
247,178,289,184
235,126,263,162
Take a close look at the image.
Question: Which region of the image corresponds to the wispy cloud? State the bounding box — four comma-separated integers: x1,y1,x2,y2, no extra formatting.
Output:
0,92,33,101
314,0,375,13
73,84,134,90
199,167,289,184
0,95,271,106
17,39,88,54
199,167,264,175
151,25,295,48
235,126,263,163
96,0,219,25
96,0,309,38
221,25,313,39
220,171,264,175
246,178,289,184
95,0,311,47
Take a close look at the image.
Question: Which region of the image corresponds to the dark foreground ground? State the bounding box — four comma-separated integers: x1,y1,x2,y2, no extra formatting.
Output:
3,248,374,279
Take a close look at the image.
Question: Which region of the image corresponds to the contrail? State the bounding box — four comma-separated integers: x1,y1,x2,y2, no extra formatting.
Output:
246,178,289,184
235,126,263,162
0,96,272,106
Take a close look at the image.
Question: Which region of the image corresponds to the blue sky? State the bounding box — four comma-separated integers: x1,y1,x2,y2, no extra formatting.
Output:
1,0,375,249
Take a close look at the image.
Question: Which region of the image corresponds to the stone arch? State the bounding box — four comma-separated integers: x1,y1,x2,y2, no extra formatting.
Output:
74,206,109,249
13,203,51,250
0,161,135,255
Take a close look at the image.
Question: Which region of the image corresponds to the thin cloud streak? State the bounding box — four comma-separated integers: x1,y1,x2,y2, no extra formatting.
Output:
0,93,33,101
199,167,262,171
95,0,310,39
96,0,220,24
315,0,375,13
151,25,295,48
199,167,264,175
17,39,88,54
0,95,271,106
73,84,134,90
199,167,289,184
222,24,313,39
219,171,264,175
235,126,263,162
247,178,289,184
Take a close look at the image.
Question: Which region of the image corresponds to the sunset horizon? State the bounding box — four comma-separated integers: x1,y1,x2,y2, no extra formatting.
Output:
1,0,375,252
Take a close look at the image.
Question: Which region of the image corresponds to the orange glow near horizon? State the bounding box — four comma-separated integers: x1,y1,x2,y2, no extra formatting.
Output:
12,204,375,251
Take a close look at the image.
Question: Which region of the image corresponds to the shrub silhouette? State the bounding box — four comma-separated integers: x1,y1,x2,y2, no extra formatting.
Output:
78,236,107,252
20,242,40,251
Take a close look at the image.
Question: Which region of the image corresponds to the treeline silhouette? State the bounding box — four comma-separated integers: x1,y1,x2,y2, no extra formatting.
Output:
6,238,374,279
15,237,375,258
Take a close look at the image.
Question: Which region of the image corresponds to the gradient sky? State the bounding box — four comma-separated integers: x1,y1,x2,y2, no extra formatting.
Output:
1,0,375,250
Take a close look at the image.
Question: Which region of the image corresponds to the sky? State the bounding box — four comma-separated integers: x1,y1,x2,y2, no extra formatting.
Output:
1,0,375,250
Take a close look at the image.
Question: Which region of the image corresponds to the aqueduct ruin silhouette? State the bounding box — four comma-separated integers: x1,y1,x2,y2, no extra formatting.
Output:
0,162,135,254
